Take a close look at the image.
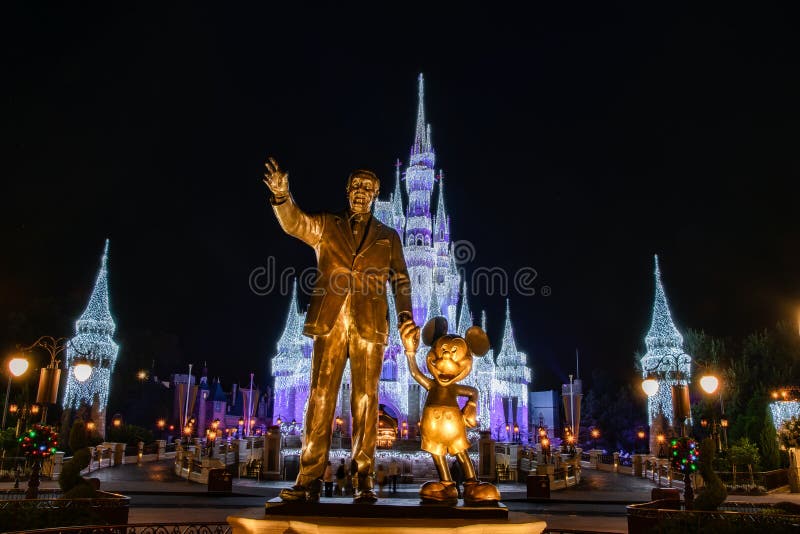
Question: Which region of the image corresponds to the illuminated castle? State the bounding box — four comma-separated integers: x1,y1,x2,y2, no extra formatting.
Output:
63,239,119,438
271,75,532,443
640,255,692,427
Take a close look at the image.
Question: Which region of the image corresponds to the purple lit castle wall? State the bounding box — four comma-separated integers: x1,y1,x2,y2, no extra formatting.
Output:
270,75,532,443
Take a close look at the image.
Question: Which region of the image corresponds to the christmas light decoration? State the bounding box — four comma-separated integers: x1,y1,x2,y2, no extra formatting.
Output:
63,240,118,417
770,401,800,431
18,424,59,458
280,447,479,466
269,75,533,444
640,255,692,426
669,437,699,473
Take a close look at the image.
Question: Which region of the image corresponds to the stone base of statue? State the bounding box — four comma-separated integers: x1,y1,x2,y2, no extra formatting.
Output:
226,499,546,534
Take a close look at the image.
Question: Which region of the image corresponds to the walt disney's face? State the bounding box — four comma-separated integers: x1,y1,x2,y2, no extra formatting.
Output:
426,335,472,386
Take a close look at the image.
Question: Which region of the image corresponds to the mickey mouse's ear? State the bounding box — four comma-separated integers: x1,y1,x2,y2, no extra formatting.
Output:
421,316,449,346
465,326,490,356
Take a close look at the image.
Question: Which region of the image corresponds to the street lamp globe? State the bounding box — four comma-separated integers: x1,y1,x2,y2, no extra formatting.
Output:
699,375,719,395
642,377,659,397
73,363,92,382
9,357,29,377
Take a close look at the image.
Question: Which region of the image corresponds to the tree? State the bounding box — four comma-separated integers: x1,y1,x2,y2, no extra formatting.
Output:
729,437,760,485
582,367,647,452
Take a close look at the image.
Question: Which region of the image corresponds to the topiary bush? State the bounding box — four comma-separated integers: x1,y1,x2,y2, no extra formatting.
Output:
694,438,727,511
59,420,97,499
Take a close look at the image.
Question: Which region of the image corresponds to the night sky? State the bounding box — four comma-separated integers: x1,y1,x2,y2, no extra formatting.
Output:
3,5,799,397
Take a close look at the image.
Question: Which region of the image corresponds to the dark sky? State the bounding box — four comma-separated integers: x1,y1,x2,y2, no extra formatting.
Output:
3,4,799,393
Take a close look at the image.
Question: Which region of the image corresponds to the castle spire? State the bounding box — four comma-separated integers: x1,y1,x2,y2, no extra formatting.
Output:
434,171,448,242
496,299,519,364
391,159,405,228
645,255,684,351
457,281,472,335
276,279,299,351
412,73,429,155
76,238,115,335
426,283,442,322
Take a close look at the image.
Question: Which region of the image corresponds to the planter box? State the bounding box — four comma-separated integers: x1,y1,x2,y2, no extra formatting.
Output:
627,498,800,534
0,489,129,531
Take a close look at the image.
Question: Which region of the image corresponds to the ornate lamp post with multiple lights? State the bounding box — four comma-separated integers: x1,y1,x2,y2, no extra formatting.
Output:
699,374,728,453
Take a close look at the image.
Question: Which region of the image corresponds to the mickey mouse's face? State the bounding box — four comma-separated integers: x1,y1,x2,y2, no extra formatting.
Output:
426,335,472,386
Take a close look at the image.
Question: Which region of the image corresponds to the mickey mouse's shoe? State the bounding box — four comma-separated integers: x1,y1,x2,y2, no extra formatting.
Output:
462,480,500,505
420,480,459,504
354,489,378,503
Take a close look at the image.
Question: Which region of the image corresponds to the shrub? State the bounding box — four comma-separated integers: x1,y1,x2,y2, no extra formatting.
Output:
59,420,96,499
694,438,727,511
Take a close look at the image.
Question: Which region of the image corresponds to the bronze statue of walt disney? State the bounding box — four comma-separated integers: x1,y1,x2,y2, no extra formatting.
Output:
263,157,416,503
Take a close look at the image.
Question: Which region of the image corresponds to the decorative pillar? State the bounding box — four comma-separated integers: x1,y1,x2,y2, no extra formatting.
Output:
478,431,495,481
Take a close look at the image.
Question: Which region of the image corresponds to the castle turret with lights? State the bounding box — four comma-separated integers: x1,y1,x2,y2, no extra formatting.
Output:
640,255,693,430
62,239,119,438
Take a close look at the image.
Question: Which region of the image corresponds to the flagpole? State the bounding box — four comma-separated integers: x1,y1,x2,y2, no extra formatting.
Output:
184,363,193,439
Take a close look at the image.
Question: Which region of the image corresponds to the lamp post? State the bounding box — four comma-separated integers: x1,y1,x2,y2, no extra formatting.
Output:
111,413,122,439
589,427,600,450
14,336,93,426
3,357,29,429
636,428,647,454
9,402,40,437
700,373,727,453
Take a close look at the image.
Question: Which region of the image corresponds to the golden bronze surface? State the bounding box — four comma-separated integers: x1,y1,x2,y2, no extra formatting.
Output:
264,157,415,502
401,318,501,505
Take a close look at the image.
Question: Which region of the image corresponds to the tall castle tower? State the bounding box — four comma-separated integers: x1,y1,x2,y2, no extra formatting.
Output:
63,239,119,437
404,74,439,326
640,255,692,426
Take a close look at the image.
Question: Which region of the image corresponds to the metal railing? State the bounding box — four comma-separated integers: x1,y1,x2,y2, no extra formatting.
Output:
0,489,130,531
8,522,232,534
715,468,788,492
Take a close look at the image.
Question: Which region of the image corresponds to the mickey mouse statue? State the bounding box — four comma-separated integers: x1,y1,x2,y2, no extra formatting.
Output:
400,316,501,505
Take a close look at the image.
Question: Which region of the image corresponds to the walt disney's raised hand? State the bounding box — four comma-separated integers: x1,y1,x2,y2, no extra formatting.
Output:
263,156,289,200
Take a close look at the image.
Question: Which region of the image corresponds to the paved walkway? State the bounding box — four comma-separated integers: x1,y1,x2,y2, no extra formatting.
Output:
5,460,800,533
3,462,654,501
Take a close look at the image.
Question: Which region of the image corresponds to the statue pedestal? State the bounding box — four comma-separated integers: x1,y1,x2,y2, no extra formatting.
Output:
227,499,545,534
